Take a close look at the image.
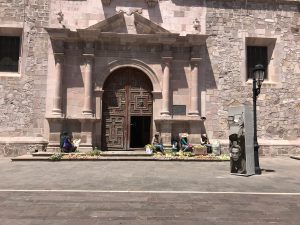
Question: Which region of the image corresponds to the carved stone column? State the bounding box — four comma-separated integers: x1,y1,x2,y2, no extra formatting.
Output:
82,55,94,115
52,53,64,114
82,42,94,115
189,58,201,116
161,57,172,116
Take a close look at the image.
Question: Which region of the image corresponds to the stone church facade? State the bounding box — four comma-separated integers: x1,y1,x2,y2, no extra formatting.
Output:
0,0,299,156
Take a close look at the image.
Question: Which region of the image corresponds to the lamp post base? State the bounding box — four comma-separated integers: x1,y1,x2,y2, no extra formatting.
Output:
254,146,261,175
255,166,261,175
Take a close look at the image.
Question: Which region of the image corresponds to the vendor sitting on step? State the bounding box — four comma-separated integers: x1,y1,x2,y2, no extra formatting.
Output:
151,132,164,153
200,133,212,153
180,133,193,152
60,131,77,153
171,136,180,152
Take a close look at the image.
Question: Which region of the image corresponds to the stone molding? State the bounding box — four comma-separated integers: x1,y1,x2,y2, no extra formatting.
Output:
96,59,162,94
0,137,48,144
207,0,300,3
154,117,204,123
102,0,159,7
116,8,143,16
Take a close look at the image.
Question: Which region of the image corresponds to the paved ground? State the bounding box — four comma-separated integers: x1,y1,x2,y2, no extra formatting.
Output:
0,157,299,224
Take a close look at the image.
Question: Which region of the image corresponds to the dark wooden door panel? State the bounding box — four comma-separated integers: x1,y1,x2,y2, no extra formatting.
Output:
103,115,125,149
102,68,153,150
129,91,153,115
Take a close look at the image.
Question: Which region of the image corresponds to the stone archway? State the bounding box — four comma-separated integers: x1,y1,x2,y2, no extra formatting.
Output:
101,67,153,150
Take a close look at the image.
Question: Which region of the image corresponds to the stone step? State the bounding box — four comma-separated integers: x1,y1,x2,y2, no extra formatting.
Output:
100,150,152,157
11,155,49,161
31,150,152,157
11,155,227,162
31,152,84,157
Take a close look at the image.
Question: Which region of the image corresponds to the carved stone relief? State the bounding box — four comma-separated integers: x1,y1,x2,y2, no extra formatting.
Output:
102,0,159,7
116,8,143,16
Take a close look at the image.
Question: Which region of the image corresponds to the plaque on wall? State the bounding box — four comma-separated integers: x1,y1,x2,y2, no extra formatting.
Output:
172,105,186,115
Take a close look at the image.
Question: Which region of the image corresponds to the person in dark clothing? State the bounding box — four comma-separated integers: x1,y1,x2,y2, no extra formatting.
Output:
60,131,76,153
200,134,212,153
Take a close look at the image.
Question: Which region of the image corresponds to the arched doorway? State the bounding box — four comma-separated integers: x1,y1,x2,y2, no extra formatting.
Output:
102,67,153,150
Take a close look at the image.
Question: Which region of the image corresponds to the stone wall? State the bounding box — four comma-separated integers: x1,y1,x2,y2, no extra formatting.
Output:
0,143,47,157
1,0,299,156
0,0,49,153
204,0,300,144
260,145,300,156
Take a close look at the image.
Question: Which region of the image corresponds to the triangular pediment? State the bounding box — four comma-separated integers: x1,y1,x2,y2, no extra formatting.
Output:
86,12,170,34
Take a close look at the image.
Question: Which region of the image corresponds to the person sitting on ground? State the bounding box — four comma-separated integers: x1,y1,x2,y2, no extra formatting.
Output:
171,136,180,152
60,131,68,150
200,133,212,153
60,131,77,153
151,132,164,153
180,133,193,152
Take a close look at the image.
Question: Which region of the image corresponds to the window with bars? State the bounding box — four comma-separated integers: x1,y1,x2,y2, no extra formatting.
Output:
247,46,268,80
0,36,20,72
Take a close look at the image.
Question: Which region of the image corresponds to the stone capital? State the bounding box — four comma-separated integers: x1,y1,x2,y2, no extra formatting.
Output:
190,57,202,67
162,56,173,64
83,42,95,54
82,54,94,64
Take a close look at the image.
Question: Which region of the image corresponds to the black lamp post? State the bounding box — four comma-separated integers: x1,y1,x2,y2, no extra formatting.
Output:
252,64,265,175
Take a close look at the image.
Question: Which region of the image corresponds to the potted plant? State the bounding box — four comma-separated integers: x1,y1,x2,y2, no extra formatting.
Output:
145,144,154,154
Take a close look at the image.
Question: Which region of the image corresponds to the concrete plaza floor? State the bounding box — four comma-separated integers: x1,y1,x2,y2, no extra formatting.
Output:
0,157,299,224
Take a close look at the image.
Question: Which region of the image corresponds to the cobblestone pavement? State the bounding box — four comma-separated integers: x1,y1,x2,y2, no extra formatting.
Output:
0,157,299,224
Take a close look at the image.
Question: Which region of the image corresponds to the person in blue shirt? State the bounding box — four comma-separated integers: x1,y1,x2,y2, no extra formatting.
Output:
180,133,192,152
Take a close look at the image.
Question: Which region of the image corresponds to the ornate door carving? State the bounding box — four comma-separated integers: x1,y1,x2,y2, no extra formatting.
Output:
102,68,153,150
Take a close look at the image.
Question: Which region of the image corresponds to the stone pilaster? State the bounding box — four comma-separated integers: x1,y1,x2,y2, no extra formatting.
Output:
189,58,201,116
80,119,93,151
161,57,172,116
160,122,172,148
82,42,94,115
82,55,94,115
52,53,64,115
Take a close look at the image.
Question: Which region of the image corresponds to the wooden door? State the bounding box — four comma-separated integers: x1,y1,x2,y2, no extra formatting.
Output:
102,68,153,150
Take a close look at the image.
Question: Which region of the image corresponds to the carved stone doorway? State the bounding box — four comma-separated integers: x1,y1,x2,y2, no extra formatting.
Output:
102,68,153,150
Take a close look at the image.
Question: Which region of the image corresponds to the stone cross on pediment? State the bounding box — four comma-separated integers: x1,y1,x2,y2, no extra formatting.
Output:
101,0,159,7
85,12,169,34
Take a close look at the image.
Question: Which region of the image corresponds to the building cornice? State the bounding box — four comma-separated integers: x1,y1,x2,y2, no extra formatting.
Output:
211,0,300,4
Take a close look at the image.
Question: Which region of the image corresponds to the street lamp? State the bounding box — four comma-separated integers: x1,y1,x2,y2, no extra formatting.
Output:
252,64,265,175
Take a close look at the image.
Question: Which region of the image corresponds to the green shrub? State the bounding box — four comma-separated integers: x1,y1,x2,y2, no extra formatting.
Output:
49,153,63,161
86,150,101,156
217,154,230,160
